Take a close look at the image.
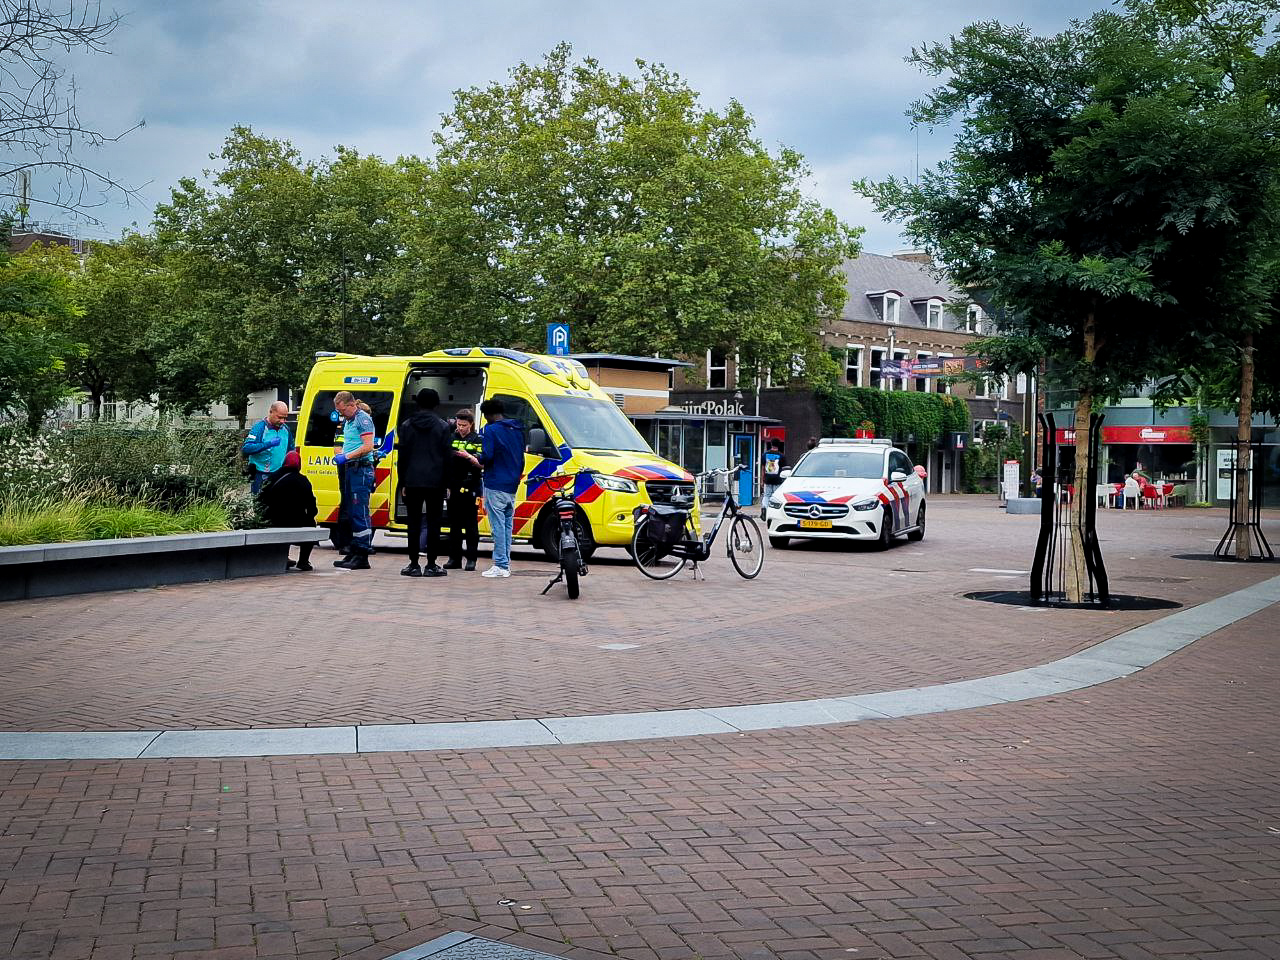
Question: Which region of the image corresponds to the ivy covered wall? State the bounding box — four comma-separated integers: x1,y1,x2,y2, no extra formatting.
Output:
815,385,970,445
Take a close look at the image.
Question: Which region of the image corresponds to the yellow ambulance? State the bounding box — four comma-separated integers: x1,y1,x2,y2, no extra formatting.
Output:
298,347,697,558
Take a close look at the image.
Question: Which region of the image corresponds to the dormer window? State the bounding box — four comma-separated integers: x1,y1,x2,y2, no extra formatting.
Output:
965,304,984,334
926,299,943,329
866,289,905,325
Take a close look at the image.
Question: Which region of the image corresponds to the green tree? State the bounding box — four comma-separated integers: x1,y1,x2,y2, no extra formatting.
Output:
411,44,860,380
16,237,168,419
152,128,415,419
860,0,1280,592
0,248,82,432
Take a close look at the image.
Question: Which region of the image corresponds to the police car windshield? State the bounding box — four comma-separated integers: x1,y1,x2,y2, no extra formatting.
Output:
539,395,652,452
792,450,884,480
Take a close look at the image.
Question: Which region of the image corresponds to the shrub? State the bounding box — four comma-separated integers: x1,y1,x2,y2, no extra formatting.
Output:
61,420,242,506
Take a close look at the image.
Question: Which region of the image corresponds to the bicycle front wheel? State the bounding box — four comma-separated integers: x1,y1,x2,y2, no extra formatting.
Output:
631,518,688,580
727,514,764,579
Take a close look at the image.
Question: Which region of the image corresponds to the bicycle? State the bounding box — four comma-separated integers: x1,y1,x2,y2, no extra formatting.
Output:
540,470,588,599
631,465,765,581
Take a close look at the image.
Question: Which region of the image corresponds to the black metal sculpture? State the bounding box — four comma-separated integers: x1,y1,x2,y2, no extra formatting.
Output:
1030,412,1110,606
1213,440,1274,560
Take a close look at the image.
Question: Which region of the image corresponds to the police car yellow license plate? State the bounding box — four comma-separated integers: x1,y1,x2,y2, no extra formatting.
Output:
799,519,833,529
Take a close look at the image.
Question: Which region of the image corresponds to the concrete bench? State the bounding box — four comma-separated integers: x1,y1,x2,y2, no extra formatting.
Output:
1006,497,1043,515
0,527,327,602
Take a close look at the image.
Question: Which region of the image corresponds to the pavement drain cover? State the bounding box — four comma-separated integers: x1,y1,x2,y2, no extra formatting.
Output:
385,931,568,960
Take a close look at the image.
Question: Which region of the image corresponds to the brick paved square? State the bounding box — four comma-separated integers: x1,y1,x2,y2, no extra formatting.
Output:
2,499,1278,958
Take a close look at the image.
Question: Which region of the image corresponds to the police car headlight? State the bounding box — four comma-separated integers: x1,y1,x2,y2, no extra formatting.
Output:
767,496,783,509
851,498,880,511
593,474,638,494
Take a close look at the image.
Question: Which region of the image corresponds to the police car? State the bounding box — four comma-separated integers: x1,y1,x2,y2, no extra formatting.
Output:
764,438,926,549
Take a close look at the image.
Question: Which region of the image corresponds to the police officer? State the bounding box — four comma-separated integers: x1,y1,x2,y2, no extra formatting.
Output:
443,409,483,570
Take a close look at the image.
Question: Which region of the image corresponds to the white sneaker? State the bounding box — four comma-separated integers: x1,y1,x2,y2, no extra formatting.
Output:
481,566,511,578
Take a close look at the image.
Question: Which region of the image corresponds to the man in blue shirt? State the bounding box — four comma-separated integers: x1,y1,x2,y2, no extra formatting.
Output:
242,401,291,494
478,398,525,578
332,391,376,570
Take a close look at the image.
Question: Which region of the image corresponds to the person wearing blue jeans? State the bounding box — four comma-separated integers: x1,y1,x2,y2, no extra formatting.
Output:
332,391,376,570
477,397,525,578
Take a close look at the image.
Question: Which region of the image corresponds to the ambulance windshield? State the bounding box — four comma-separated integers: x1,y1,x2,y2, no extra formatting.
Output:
539,395,652,453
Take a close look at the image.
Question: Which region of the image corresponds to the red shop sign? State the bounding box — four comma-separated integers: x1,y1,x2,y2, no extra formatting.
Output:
1055,425,1193,445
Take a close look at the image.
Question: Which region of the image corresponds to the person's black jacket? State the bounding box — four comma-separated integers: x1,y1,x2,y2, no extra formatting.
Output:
447,428,483,493
398,409,453,488
258,468,317,528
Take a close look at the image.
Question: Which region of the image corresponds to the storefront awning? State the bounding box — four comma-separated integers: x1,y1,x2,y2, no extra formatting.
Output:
1055,426,1193,445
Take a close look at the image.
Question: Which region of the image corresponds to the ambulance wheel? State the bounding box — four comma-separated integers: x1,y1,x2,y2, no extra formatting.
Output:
537,508,596,562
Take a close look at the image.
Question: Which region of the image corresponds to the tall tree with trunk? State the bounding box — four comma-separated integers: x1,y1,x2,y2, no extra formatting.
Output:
410,44,860,381
860,0,1280,596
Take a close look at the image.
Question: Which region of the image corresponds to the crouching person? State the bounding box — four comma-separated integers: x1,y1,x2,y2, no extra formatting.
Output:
258,450,318,571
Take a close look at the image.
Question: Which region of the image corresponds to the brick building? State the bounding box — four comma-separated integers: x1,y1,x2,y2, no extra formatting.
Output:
670,252,1030,496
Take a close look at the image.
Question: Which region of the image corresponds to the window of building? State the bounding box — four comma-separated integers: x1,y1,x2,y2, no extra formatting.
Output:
1015,373,1027,396
887,349,909,391
965,304,983,334
869,348,885,390
914,352,931,392
845,346,862,386
884,293,900,324
936,353,953,394
927,300,943,329
974,378,989,399
707,349,727,389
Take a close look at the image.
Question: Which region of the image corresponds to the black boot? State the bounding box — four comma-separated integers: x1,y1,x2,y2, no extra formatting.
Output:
442,559,462,570
343,554,371,570
422,564,447,577
463,559,476,571
400,562,423,577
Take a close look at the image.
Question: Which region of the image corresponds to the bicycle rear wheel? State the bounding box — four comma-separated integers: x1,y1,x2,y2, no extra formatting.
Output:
631,518,688,580
727,514,764,579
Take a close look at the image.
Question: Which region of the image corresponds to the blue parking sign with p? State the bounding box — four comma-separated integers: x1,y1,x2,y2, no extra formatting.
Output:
547,322,570,356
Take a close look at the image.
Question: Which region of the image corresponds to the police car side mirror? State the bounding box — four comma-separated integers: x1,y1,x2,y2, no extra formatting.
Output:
890,470,909,483
527,427,559,459
779,468,792,480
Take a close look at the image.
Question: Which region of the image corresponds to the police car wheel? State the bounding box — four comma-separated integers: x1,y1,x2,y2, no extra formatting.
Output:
875,508,894,551
906,502,926,542
769,536,789,549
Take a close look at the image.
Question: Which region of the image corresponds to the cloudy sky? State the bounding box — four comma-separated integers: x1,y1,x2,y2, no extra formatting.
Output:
43,0,1112,253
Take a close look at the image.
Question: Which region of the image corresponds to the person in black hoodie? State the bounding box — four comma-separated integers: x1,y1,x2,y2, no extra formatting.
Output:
397,388,453,578
257,449,318,571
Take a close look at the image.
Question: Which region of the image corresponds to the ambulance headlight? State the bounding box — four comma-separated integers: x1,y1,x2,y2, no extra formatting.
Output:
593,474,638,494
851,498,880,511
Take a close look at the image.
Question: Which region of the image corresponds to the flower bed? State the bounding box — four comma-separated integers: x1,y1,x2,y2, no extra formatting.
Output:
0,421,254,546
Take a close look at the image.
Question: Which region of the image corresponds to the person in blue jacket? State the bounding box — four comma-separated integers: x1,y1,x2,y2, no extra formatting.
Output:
242,401,291,493
477,397,525,578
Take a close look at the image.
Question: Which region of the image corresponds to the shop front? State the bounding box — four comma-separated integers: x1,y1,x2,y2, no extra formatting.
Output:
1054,425,1196,484
632,393,779,505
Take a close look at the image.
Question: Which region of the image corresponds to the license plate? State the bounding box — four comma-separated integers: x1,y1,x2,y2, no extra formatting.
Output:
799,519,832,529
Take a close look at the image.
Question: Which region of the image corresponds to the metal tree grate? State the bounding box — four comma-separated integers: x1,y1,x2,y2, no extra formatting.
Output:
385,931,568,960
